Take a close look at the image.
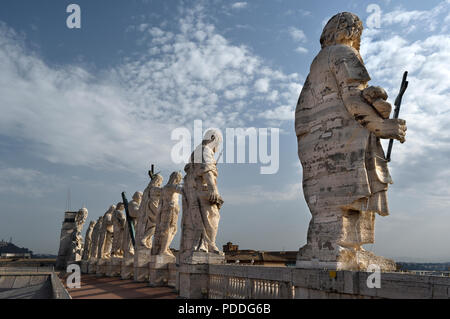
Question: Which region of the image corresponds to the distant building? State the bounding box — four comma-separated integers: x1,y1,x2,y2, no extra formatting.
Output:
223,242,297,267
223,242,239,252
0,240,33,259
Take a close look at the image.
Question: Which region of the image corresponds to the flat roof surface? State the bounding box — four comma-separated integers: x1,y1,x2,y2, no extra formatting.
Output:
65,275,178,299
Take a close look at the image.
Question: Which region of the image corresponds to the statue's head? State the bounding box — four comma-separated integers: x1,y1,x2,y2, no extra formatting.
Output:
132,191,143,203
320,12,363,51
88,220,96,229
202,129,223,153
107,205,116,214
76,208,88,226
167,171,182,186
150,173,163,187
116,202,124,211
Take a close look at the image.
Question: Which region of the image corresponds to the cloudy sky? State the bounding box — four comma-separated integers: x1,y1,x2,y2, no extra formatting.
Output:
0,0,449,261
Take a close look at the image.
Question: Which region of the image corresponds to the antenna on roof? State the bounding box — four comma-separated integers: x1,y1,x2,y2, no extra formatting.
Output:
66,188,71,211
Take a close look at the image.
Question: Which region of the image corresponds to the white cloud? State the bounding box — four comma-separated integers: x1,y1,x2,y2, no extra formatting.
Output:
259,105,295,121
359,1,450,219
289,27,307,42
231,2,248,10
0,165,61,198
254,78,270,93
295,46,308,54
381,1,449,32
0,4,301,173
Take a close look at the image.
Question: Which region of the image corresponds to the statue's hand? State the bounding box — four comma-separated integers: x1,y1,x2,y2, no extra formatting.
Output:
379,118,407,143
208,191,223,207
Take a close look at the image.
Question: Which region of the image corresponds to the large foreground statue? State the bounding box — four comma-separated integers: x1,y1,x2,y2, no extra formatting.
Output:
295,12,406,271
179,129,224,263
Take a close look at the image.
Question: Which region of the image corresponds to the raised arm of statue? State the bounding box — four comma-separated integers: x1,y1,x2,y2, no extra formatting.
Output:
332,45,407,143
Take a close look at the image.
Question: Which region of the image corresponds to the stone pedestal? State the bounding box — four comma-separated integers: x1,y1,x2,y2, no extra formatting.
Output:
149,255,176,287
106,257,122,277
80,260,89,274
178,252,225,299
88,258,97,274
121,256,134,280
96,258,108,277
134,249,151,282
296,249,396,271
168,263,177,288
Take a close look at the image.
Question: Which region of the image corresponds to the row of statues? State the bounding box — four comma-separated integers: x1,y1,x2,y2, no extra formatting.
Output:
79,129,225,277
62,12,405,274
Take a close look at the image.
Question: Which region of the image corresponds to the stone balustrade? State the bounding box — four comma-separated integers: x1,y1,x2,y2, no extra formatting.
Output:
199,265,450,299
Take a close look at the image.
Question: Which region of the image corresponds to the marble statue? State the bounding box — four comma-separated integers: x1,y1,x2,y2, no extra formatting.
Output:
89,216,103,259
136,175,163,249
82,220,96,260
134,174,163,281
123,191,142,257
111,203,126,258
56,208,88,269
97,205,115,259
152,172,182,257
295,12,406,271
179,129,224,264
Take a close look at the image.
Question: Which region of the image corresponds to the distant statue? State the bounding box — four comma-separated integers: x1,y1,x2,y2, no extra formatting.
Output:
82,220,96,260
97,205,115,259
72,208,88,260
89,216,103,259
136,174,163,250
295,12,406,270
56,208,88,269
179,129,224,263
123,191,143,257
152,172,183,257
111,203,126,258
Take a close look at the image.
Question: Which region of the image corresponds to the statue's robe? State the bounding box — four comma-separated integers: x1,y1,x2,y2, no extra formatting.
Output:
152,184,181,256
295,44,392,248
123,198,140,257
112,209,125,257
82,222,96,260
136,183,161,249
180,144,220,260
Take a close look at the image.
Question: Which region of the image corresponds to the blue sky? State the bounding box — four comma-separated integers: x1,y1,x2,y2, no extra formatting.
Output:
0,0,449,261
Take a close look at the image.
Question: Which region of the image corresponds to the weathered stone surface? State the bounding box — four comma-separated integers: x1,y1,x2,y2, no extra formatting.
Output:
87,258,97,274
295,12,406,271
96,258,108,277
56,208,88,270
149,254,176,287
121,256,134,280
179,130,225,264
134,249,151,282
106,257,122,277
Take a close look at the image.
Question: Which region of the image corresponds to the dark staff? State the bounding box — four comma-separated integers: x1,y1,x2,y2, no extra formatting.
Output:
386,71,408,162
121,192,136,248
